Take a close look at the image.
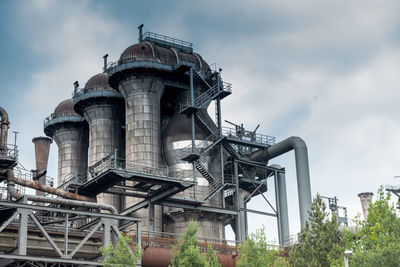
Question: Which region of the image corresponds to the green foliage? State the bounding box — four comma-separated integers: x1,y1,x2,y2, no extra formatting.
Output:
205,244,221,267
236,226,289,267
170,221,206,267
346,186,400,267
288,193,345,267
100,232,142,266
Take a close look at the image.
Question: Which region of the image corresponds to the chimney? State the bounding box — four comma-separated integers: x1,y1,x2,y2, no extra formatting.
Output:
138,24,144,42
103,54,108,72
32,136,52,195
358,192,374,220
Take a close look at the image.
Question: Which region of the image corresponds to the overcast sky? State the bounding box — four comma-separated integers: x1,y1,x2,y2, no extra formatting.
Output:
1,0,400,242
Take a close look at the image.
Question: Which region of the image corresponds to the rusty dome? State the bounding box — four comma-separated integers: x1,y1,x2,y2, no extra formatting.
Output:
118,41,209,73
83,72,114,93
54,99,80,118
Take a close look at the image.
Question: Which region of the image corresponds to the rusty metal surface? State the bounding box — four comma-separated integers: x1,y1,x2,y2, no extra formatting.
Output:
83,72,114,93
53,99,81,118
140,246,236,267
0,106,10,148
7,170,94,202
118,41,209,73
32,136,52,173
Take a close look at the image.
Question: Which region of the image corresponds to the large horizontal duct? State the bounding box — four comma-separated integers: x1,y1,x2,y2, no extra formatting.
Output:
250,136,311,227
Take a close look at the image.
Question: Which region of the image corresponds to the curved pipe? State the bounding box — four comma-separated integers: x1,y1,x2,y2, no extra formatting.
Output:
250,136,312,227
0,106,10,147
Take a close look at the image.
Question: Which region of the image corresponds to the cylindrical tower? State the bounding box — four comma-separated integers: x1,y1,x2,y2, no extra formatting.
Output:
108,39,210,233
73,72,125,211
162,112,226,239
44,99,89,187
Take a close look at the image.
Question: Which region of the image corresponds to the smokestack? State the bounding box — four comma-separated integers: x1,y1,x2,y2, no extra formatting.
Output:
73,81,79,95
103,54,108,72
0,106,10,149
138,24,144,42
32,136,52,196
358,192,373,220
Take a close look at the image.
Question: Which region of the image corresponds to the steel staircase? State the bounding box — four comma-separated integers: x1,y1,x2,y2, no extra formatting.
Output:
178,68,236,201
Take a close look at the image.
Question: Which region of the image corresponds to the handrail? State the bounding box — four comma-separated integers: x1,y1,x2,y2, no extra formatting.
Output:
88,155,185,180
222,126,276,145
0,144,18,159
141,31,193,49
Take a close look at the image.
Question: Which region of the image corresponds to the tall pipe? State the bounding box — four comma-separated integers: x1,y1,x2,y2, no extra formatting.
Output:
276,169,290,245
0,106,10,148
250,136,311,227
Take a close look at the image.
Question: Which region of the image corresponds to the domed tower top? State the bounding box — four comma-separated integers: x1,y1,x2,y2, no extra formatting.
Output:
73,72,123,115
54,99,80,118
108,31,210,89
83,72,113,93
44,98,86,137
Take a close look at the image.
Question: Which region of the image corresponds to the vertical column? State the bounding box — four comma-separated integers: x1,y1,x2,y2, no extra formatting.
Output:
277,170,290,245
120,77,164,233
17,209,29,256
84,104,123,211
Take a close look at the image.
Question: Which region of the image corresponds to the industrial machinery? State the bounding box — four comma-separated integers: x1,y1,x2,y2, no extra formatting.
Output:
0,26,312,266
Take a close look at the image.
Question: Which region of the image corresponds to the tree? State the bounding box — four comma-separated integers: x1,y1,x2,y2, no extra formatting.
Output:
346,186,400,266
170,221,206,267
289,193,345,266
205,244,221,267
236,226,289,267
100,232,142,266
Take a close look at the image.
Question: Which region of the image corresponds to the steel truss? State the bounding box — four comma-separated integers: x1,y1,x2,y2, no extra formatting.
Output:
0,201,141,266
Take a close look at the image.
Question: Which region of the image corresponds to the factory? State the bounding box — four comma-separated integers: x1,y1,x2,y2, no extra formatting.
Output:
0,26,312,266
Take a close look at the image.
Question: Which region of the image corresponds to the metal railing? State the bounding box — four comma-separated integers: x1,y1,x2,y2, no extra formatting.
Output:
386,184,400,191
89,155,185,180
141,31,193,50
0,144,18,159
222,126,276,146
12,168,55,188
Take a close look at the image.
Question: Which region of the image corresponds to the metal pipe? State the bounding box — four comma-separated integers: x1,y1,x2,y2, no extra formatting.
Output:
6,169,95,203
250,136,311,227
9,187,117,214
0,106,10,148
138,24,144,42
277,170,290,245
103,54,108,72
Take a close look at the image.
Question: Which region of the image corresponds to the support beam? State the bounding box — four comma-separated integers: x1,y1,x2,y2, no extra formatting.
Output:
17,208,29,256
277,170,290,246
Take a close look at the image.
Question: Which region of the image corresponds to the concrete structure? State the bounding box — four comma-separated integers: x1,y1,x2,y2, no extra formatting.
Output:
73,72,125,211
162,112,225,239
44,99,89,186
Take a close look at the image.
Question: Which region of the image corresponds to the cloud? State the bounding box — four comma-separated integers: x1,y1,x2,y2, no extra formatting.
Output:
3,0,400,239
11,0,132,176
